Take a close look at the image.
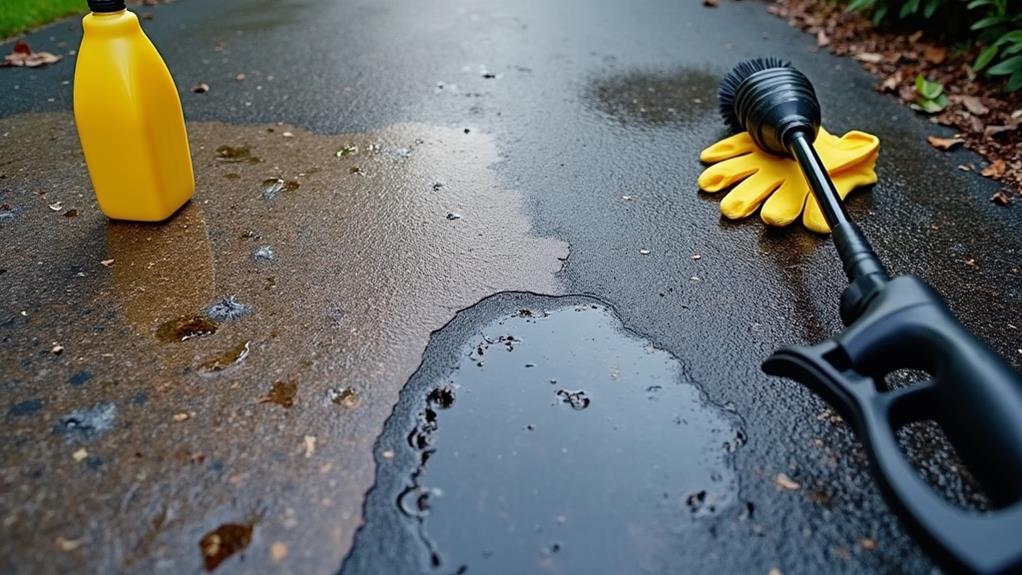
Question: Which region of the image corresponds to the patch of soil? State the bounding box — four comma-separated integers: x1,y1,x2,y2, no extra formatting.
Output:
767,0,1022,202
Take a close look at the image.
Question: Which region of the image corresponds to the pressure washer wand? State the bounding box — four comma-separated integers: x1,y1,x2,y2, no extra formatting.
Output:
719,58,1022,574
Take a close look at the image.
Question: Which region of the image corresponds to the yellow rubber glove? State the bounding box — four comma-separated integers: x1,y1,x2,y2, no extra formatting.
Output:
698,128,879,233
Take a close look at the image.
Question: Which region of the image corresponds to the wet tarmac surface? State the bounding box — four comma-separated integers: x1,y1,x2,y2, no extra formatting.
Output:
0,113,564,573
3,0,1022,573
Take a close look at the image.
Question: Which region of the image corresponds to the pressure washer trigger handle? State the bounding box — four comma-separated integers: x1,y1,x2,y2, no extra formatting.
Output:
763,275,1022,574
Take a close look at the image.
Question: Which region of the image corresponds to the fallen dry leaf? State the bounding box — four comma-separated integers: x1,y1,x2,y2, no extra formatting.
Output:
879,75,900,93
958,95,989,116
55,537,82,552
992,190,1012,206
703,0,719,6
774,473,801,491
926,136,964,151
981,159,1007,178
304,435,317,458
99,258,114,267
72,448,88,462
985,124,1018,138
48,202,62,211
898,84,917,102
816,30,830,47
2,41,62,68
63,208,78,218
854,52,883,64
173,412,190,422
192,82,210,94
923,45,947,65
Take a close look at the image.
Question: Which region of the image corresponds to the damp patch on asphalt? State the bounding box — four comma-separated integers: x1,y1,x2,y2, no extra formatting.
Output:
584,68,720,127
343,294,744,575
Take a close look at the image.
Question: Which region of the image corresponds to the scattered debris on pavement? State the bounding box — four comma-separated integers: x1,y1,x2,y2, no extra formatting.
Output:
2,41,62,68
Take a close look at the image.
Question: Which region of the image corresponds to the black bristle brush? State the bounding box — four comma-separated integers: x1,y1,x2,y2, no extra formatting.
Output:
717,56,790,133
714,58,1022,575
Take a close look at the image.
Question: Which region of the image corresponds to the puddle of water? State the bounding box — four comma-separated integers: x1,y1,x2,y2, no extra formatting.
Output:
199,522,254,571
345,300,743,574
215,145,261,165
155,316,219,343
56,401,117,442
199,341,251,374
259,380,298,408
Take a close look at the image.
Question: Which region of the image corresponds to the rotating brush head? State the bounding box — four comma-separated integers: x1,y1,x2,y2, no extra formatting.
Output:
718,56,790,132
718,57,822,157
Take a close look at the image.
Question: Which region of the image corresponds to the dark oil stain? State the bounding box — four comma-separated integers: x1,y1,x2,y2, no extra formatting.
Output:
200,341,251,374
69,370,93,387
7,398,42,417
56,402,117,442
156,316,219,343
259,380,298,408
205,296,251,322
215,145,260,165
586,68,720,127
199,522,254,571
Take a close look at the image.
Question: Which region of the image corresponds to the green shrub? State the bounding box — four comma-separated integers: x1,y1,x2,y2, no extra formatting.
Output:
844,0,1022,90
969,0,1022,90
845,0,948,26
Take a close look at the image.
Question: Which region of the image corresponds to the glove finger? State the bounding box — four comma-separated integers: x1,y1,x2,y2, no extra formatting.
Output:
803,165,878,233
720,171,784,220
760,176,808,228
698,154,761,192
816,130,880,173
699,132,756,163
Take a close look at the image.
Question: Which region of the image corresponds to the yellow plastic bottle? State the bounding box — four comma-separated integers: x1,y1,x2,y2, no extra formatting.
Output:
74,0,194,222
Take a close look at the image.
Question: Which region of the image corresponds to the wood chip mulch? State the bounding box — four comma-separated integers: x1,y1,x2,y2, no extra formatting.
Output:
767,0,1022,203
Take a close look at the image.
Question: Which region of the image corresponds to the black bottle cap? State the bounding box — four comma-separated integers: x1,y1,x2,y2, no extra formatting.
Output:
88,0,127,12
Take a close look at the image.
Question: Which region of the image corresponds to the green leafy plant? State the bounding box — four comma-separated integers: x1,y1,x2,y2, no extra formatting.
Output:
912,74,947,113
846,0,944,26
969,0,1022,90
